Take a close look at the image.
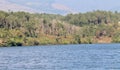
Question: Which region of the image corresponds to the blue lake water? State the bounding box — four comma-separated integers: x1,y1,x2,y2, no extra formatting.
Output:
0,44,120,70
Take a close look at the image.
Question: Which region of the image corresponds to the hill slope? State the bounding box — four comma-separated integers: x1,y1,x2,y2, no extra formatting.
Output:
0,10,120,46
0,0,36,13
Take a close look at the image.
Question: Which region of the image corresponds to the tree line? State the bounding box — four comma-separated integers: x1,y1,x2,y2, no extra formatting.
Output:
0,10,120,46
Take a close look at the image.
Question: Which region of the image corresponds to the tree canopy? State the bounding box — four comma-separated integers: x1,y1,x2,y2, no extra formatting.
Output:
0,10,120,46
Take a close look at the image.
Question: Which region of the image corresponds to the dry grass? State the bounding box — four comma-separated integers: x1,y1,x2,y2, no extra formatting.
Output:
95,36,112,43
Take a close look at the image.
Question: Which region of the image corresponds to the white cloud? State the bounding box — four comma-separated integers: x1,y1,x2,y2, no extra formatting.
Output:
26,2,41,6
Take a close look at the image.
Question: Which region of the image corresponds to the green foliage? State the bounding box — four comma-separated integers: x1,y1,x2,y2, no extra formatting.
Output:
0,10,120,47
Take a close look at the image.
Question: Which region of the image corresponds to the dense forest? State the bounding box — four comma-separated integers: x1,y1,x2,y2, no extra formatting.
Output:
0,10,120,47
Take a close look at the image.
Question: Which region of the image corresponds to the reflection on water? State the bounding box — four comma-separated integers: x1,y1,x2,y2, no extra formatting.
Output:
0,44,120,70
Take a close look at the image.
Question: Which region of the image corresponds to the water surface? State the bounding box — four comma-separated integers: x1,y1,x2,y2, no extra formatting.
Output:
0,44,120,70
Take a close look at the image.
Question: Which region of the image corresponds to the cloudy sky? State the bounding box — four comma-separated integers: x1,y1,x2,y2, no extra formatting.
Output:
0,0,120,14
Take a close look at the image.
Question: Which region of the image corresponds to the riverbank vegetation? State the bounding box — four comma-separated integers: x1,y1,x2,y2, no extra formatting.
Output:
0,10,120,46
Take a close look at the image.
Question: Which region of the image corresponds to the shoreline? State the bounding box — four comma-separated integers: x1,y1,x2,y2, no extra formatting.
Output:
0,43,120,47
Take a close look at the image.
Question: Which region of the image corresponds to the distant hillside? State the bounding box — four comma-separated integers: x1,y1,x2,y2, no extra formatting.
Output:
0,0,36,13
0,10,120,47
0,0,73,14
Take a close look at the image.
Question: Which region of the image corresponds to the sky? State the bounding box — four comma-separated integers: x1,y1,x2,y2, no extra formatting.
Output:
1,0,120,14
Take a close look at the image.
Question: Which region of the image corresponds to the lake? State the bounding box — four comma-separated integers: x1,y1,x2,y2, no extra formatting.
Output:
0,44,120,70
